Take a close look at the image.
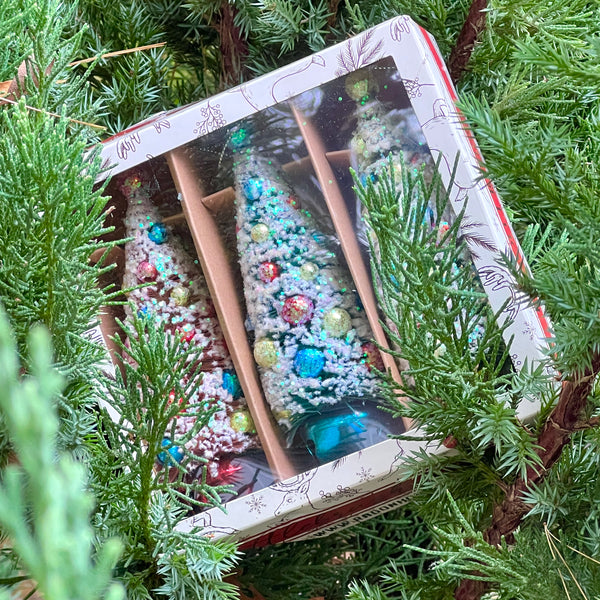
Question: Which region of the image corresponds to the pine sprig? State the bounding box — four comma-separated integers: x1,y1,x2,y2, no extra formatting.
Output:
89,315,239,599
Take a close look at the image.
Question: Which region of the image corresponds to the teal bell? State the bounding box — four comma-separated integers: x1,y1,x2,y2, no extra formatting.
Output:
305,411,367,463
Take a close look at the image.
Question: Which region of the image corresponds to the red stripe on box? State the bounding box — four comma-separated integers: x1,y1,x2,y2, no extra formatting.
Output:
417,27,553,342
238,480,414,549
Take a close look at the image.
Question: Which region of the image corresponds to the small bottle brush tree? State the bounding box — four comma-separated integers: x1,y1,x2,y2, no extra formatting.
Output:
119,171,259,485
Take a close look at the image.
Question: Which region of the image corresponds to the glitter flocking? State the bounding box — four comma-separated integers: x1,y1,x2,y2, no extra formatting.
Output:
230,123,393,463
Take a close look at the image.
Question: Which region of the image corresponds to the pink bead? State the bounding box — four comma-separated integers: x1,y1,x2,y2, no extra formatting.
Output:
258,262,279,283
281,295,314,326
136,261,158,282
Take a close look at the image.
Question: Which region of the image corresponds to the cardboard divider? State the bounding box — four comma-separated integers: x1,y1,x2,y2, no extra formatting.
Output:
291,104,412,430
89,246,126,373
165,147,297,482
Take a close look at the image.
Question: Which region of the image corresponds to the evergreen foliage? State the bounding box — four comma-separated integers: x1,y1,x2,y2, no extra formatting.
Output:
90,316,240,600
0,309,123,600
3,0,600,599
0,0,113,462
0,1,238,598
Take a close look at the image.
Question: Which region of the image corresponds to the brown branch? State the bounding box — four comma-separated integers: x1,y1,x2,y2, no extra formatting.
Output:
448,0,488,83
454,354,600,600
326,0,341,29
214,3,248,88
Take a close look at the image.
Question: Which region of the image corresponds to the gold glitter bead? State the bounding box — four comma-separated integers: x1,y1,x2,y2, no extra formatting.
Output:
254,339,278,368
299,262,319,281
274,409,291,421
170,285,190,307
251,223,270,243
230,408,256,434
345,71,378,101
353,137,367,156
323,307,352,338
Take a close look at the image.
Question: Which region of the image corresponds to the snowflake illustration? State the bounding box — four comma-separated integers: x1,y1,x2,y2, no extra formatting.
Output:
356,466,373,483
246,495,266,514
193,101,226,135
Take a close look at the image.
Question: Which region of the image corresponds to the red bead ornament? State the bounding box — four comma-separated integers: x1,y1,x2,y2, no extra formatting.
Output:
286,196,299,209
167,389,186,413
177,326,195,343
136,261,158,282
210,459,243,486
281,295,314,326
361,342,384,372
258,261,279,283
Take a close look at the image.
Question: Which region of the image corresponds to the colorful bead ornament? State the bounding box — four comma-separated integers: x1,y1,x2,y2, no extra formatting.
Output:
222,370,242,399
230,408,256,434
281,295,314,326
299,262,318,281
254,339,278,368
361,342,384,372
344,70,378,101
258,261,279,283
148,222,168,244
136,260,158,282
244,178,264,201
167,389,186,412
137,306,152,321
286,196,299,209
229,126,249,148
250,223,270,243
273,409,292,421
294,348,325,378
323,307,352,337
170,284,190,307
157,438,185,465
177,326,195,343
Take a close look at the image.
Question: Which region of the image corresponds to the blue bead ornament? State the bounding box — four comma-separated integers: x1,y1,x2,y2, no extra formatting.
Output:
294,348,325,378
423,206,435,230
137,306,152,321
148,223,168,244
222,370,242,399
306,411,367,462
359,172,378,186
229,126,250,149
243,178,264,201
157,438,185,466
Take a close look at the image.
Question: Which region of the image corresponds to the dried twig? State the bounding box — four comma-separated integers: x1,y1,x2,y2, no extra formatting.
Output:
0,95,106,130
448,0,488,83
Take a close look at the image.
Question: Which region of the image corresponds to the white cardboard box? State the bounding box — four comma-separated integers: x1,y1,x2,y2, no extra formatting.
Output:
97,16,552,548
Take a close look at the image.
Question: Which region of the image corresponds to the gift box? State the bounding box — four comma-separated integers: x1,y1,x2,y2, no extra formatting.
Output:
94,15,552,548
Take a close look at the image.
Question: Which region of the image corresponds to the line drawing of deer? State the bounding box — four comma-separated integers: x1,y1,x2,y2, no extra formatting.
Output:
192,511,239,538
270,469,318,517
